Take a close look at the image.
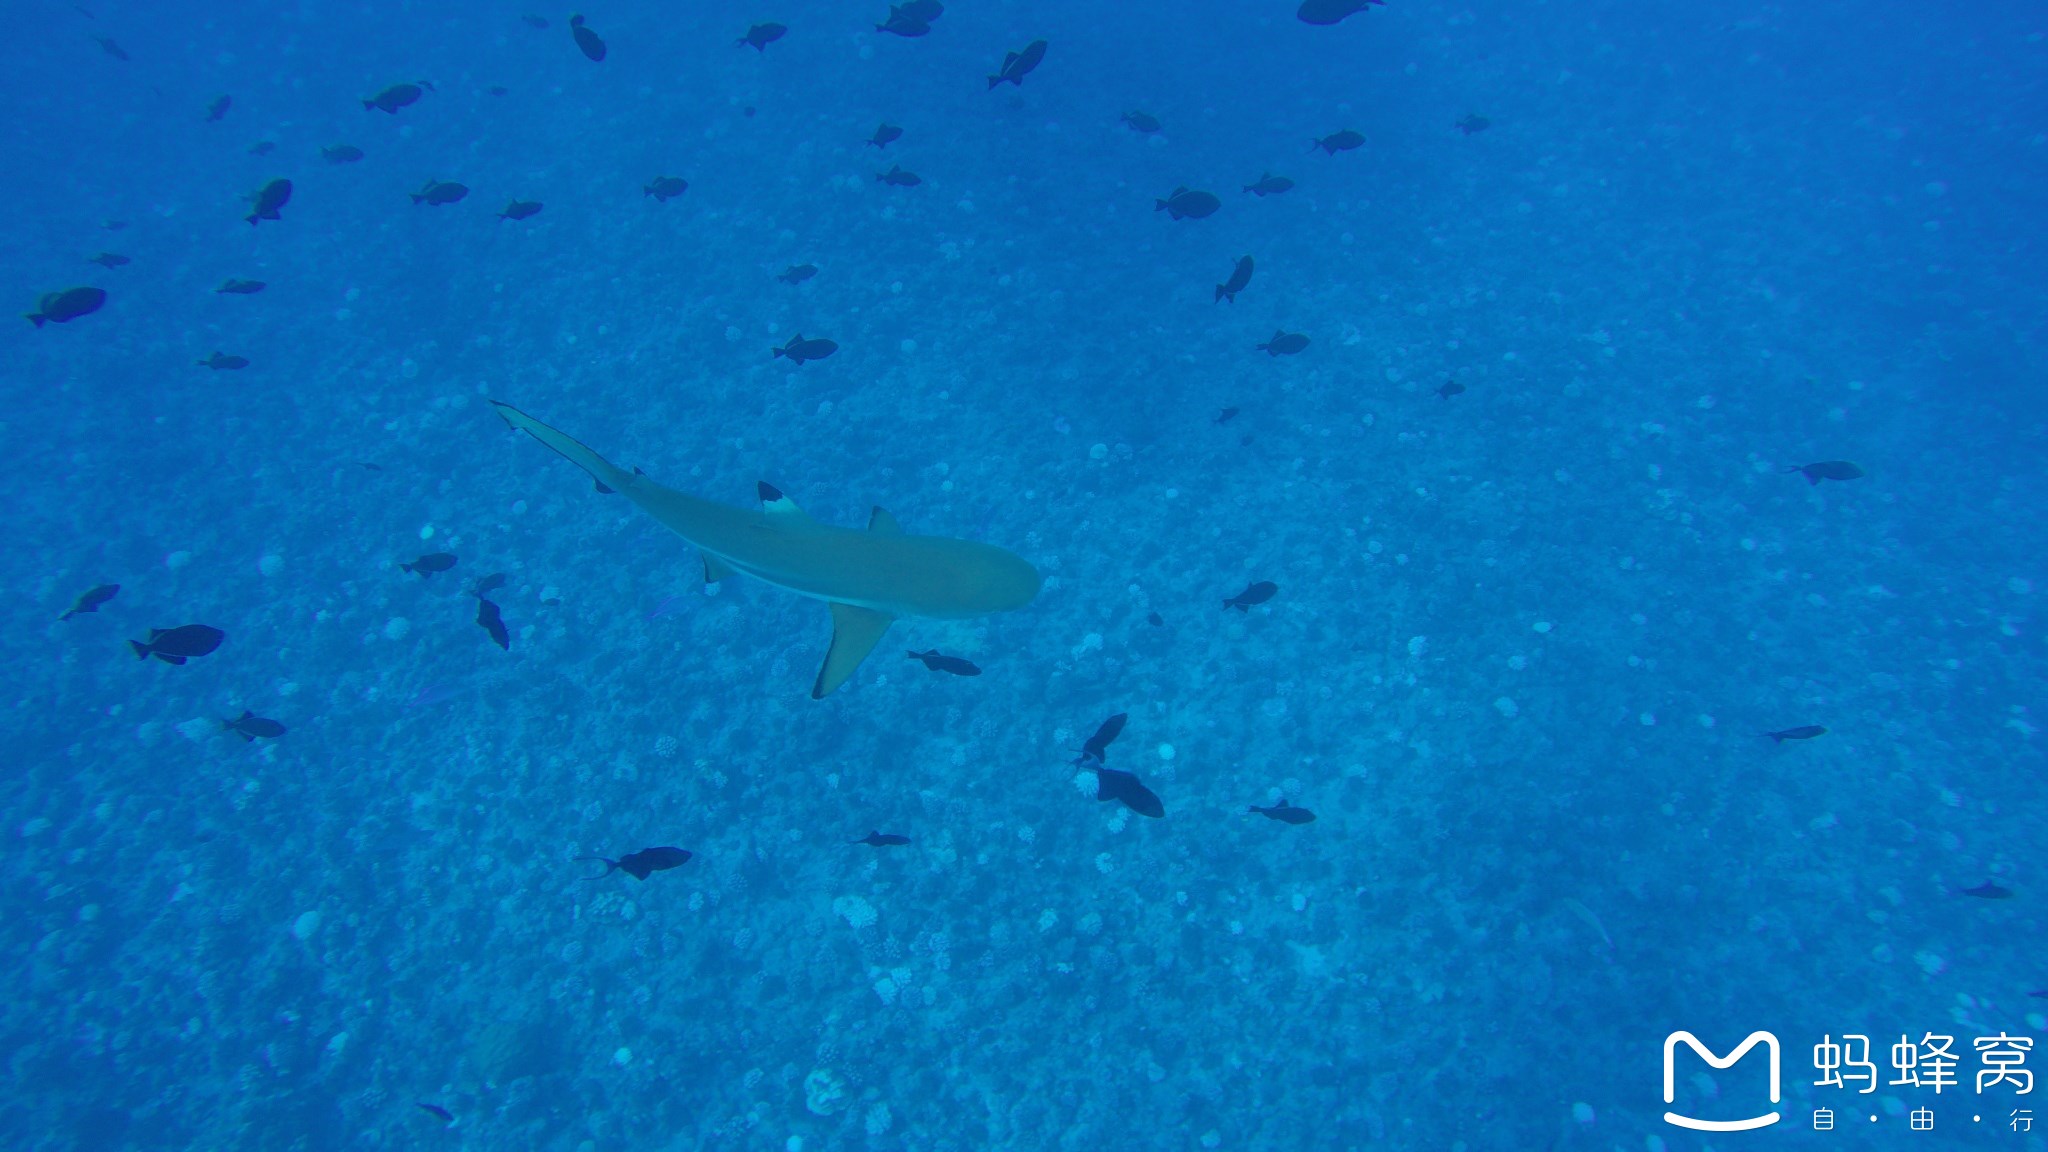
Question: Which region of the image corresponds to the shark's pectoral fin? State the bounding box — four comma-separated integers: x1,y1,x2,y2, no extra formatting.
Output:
702,553,734,583
868,506,903,534
813,603,895,698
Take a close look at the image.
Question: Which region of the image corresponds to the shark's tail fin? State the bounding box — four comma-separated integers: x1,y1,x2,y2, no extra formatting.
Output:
489,401,636,495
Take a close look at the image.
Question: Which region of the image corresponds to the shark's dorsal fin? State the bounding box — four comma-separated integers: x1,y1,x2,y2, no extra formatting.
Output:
703,554,734,583
868,506,903,534
814,602,895,698
757,481,813,524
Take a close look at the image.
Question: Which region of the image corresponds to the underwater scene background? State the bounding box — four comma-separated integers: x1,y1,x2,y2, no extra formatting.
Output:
4,0,2044,1149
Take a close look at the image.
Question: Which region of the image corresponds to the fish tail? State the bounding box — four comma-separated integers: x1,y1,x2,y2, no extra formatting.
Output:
409,194,424,204
27,313,46,327
361,100,374,110
400,563,415,575
488,400,638,496
130,639,150,659
575,856,619,879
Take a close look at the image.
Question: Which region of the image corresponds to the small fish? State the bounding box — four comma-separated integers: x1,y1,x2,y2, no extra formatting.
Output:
488,85,508,96
773,334,838,364
363,81,432,114
90,34,129,60
60,583,120,621
216,278,266,294
87,252,129,269
579,846,692,880
1763,725,1827,743
322,144,364,163
416,1103,454,1125
1224,580,1278,610
521,14,549,29
245,178,292,226
411,180,468,206
1242,173,1294,197
875,7,931,37
131,624,225,665
569,13,606,61
1961,881,2013,899
1146,612,1164,626
907,649,981,676
1215,255,1252,303
876,165,922,187
1456,113,1491,135
1311,129,1365,155
1783,461,1864,485
498,200,544,221
987,39,1046,88
1250,798,1316,824
1076,712,1127,767
737,22,787,52
476,598,509,650
1296,0,1383,27
778,264,818,285
644,175,688,202
1256,330,1308,356
205,95,232,122
1122,110,1161,134
401,552,457,578
853,831,911,847
1155,186,1220,220
198,352,249,370
358,462,383,471
1215,407,1239,424
102,219,127,231
473,573,507,596
222,709,286,741
868,123,902,149
1436,380,1465,399
1095,767,1165,819
27,286,107,327
2031,990,2048,998
248,141,276,156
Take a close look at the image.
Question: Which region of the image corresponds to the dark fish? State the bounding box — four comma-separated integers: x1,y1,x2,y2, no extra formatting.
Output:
402,552,457,578
1764,725,1827,744
1224,580,1278,610
1215,407,1239,424
1456,113,1491,135
359,462,383,471
907,649,981,676
644,175,688,202
476,598,509,650
222,709,286,741
773,334,838,364
90,34,129,60
102,219,126,231
205,95,232,122
60,583,120,621
498,199,544,221
876,7,931,37
416,1103,454,1125
1256,330,1309,356
853,831,912,847
778,264,818,285
1096,767,1165,819
1296,0,1383,26
26,286,106,327
569,13,606,61
131,624,225,665
1122,110,1161,134
248,141,276,156
987,39,1047,88
1250,799,1316,825
217,278,266,294
322,144,364,163
363,81,432,113
1155,186,1220,220
198,352,249,370
474,573,507,596
1215,255,1252,303
1242,173,1294,196
1077,712,1127,767
737,22,787,51
1311,129,1365,154
411,180,468,206
1962,881,2013,899
1436,380,1465,399
877,164,922,187
868,123,903,149
245,178,291,226
580,846,692,880
1784,461,1864,485
488,85,508,96
1147,611,1164,626
87,252,129,269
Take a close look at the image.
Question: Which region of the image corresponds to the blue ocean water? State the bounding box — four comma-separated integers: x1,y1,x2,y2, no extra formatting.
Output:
6,0,2044,1149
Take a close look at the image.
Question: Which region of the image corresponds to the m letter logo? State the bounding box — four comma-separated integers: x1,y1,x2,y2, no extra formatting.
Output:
1663,1030,1782,1132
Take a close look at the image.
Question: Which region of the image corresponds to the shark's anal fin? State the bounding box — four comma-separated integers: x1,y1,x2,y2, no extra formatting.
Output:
703,554,734,583
868,506,903,534
757,481,815,524
814,602,895,698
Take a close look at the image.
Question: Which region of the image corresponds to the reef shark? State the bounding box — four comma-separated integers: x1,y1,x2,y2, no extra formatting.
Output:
489,401,1041,697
